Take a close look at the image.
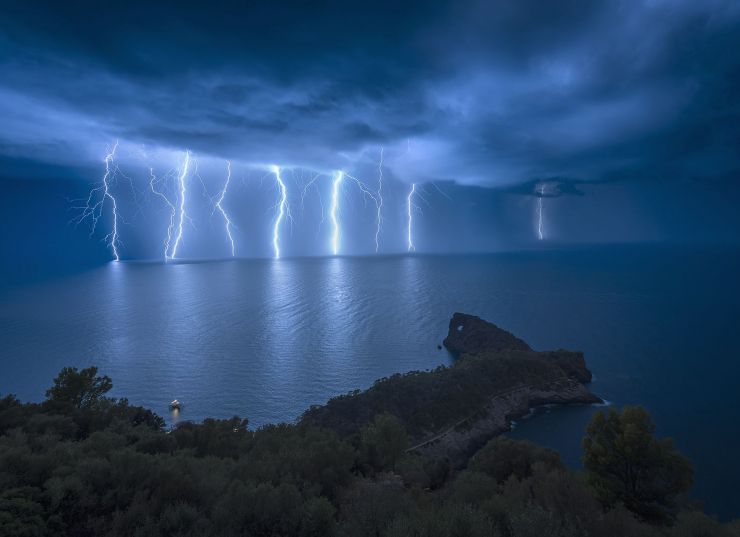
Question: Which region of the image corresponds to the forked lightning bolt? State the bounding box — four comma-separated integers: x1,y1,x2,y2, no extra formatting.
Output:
170,151,191,259
271,165,291,259
537,185,545,241
300,172,322,214
330,172,379,256
330,170,344,256
407,183,418,252
343,173,379,204
149,167,176,260
374,147,384,253
537,198,544,240
103,143,121,261
74,148,444,260
214,161,235,257
73,141,122,261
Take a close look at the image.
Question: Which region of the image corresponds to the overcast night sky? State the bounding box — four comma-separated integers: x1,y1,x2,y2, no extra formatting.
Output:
1,0,739,275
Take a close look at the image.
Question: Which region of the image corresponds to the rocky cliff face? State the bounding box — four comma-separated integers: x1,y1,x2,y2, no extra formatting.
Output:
302,313,601,466
443,312,532,355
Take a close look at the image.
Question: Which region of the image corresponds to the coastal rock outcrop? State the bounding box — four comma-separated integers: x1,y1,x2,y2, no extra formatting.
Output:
443,312,532,355
301,313,601,466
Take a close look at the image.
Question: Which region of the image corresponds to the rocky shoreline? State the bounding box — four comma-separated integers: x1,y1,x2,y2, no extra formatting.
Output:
409,375,599,465
301,312,601,465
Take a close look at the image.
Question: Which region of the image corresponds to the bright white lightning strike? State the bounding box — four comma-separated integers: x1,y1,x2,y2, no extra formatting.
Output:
407,183,417,252
149,167,176,260
271,165,290,259
537,198,544,240
73,141,121,261
330,170,344,255
215,161,235,257
169,151,191,259
537,185,545,241
102,142,121,261
374,147,384,253
331,172,378,255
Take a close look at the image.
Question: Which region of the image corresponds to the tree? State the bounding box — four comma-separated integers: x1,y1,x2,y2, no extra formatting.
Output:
583,406,693,523
470,436,562,484
359,413,409,472
44,366,113,410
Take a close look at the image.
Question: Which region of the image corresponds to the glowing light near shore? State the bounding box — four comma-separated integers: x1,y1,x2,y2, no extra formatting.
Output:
407,183,417,252
149,167,176,260
330,170,344,255
214,161,235,256
271,165,290,259
170,151,191,259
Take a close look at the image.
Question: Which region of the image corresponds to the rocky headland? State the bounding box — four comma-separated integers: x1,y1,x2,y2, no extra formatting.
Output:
301,312,601,465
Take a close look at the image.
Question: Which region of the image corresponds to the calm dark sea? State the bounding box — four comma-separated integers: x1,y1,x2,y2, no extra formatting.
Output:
1,245,739,519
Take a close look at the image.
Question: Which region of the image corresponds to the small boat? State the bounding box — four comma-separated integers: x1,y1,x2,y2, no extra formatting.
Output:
169,399,182,411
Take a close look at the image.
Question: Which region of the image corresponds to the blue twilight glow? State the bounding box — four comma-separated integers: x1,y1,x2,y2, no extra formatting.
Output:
214,161,235,256
149,167,176,259
170,150,191,259
407,183,417,252
271,165,290,259
330,170,344,255
374,147,384,253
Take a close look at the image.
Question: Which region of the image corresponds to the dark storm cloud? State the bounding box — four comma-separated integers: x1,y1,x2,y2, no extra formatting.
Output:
1,0,739,187
503,178,587,199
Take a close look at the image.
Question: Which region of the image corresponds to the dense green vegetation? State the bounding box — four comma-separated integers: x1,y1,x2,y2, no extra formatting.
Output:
1,367,737,536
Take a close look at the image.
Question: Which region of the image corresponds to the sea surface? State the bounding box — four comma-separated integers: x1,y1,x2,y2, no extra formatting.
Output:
1,245,739,519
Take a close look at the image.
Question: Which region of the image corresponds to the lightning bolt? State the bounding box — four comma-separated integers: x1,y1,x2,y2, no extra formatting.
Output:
149,167,176,260
330,172,378,256
407,183,417,252
537,185,545,241
300,172,322,214
537,198,544,240
343,173,379,203
330,170,344,255
170,150,191,259
374,147,384,253
299,172,326,240
271,165,291,259
431,182,453,201
214,161,235,257
102,143,121,261
72,141,121,261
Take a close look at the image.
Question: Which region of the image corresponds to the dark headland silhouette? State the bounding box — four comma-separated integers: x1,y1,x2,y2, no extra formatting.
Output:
302,313,601,465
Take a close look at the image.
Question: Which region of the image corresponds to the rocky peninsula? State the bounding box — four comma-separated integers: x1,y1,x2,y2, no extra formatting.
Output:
301,312,601,465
